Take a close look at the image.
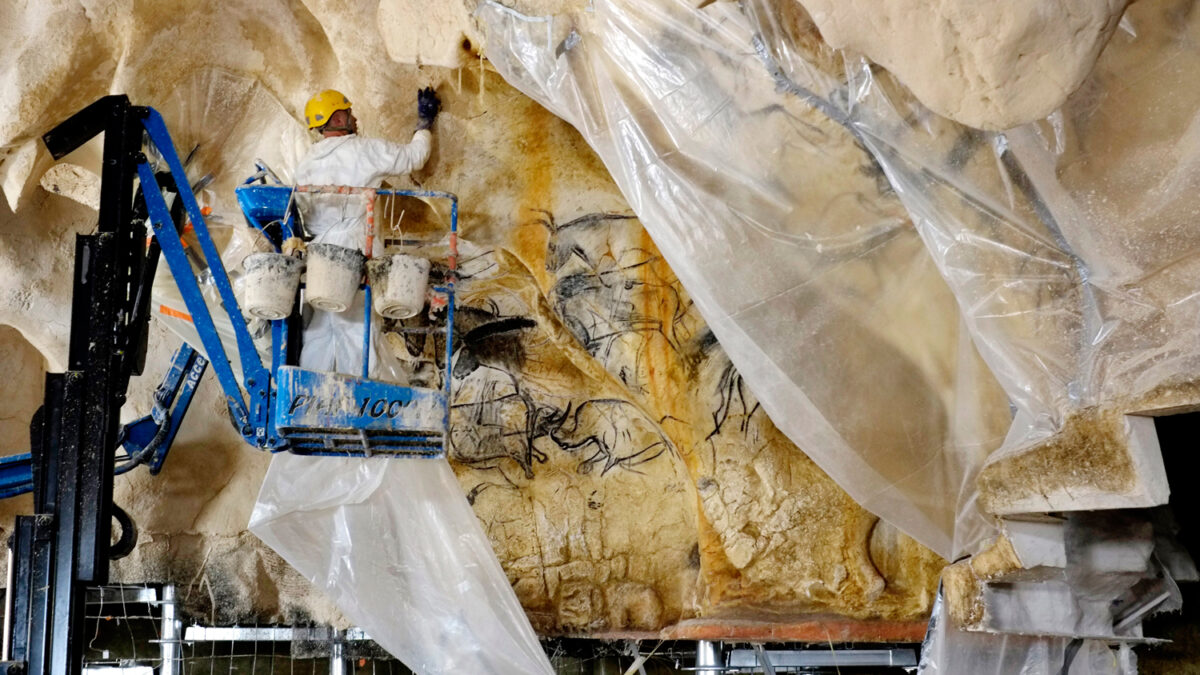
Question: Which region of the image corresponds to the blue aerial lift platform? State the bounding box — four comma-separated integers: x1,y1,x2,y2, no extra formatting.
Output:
0,95,461,675
0,103,457,499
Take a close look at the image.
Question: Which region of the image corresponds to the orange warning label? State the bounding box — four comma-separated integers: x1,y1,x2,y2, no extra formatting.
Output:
158,305,193,322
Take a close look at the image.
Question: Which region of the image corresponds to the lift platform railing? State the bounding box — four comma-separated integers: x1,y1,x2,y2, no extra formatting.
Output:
139,106,458,458
0,114,461,498
233,184,458,457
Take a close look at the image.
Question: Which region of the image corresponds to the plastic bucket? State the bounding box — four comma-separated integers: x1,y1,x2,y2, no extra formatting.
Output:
242,252,303,320
367,254,431,319
306,243,365,312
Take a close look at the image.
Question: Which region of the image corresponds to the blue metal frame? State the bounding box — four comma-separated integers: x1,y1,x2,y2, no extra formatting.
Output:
235,175,300,242
273,367,446,457
232,185,459,457
0,108,461,500
144,112,273,396
0,345,208,497
0,453,33,500
117,344,208,474
139,119,272,451
142,113,459,457
139,162,265,446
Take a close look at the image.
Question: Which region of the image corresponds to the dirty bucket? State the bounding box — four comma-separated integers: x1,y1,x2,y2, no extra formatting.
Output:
242,252,303,320
367,254,431,319
306,243,365,312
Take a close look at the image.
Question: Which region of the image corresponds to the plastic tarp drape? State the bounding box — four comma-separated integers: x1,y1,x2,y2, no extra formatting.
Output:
918,587,1134,675
478,0,1008,559
478,0,1200,559
249,457,554,674
750,0,1200,457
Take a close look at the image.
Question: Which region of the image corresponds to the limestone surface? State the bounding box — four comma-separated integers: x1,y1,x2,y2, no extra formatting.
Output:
0,1,945,633
796,0,1130,129
3,0,1182,644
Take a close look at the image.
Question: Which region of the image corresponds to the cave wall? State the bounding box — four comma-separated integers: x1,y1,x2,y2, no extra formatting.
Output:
0,0,947,633
6,0,1187,644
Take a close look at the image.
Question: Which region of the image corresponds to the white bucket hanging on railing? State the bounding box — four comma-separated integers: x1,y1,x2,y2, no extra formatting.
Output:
367,254,431,319
241,252,302,320
305,243,364,312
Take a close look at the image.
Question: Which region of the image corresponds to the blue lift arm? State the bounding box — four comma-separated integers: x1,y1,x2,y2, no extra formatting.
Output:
0,345,209,498
2,103,462,500
139,110,277,447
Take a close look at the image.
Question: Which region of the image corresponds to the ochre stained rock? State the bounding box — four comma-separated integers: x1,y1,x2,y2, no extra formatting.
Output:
0,1,947,635
941,534,1022,629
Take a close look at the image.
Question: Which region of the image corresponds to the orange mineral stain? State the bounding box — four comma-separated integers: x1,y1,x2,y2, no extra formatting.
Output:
511,101,555,290
636,226,692,453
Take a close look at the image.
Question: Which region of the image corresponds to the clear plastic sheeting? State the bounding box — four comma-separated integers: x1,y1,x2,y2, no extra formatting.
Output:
250,456,555,675
479,0,1200,557
154,65,310,212
751,0,1200,455
478,0,1010,558
919,587,1134,675
150,65,309,375
151,215,274,381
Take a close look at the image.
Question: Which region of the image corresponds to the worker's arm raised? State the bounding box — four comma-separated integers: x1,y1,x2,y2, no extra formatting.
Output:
358,130,432,183
357,87,439,182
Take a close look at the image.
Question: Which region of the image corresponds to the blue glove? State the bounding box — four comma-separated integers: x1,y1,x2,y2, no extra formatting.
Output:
417,87,440,129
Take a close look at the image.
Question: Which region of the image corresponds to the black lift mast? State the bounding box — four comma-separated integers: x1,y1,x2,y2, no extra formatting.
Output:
4,95,159,675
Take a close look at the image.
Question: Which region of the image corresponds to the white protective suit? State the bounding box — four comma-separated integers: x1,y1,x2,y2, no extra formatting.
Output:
293,130,432,377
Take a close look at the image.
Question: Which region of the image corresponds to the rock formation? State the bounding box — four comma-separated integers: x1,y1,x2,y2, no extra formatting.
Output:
0,0,948,634
795,0,1130,129
1,0,1192,663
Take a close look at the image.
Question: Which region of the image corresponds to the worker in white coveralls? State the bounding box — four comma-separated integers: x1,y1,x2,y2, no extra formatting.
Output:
292,87,440,377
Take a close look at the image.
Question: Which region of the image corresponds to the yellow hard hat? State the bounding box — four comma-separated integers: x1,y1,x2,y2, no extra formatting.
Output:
304,89,352,129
